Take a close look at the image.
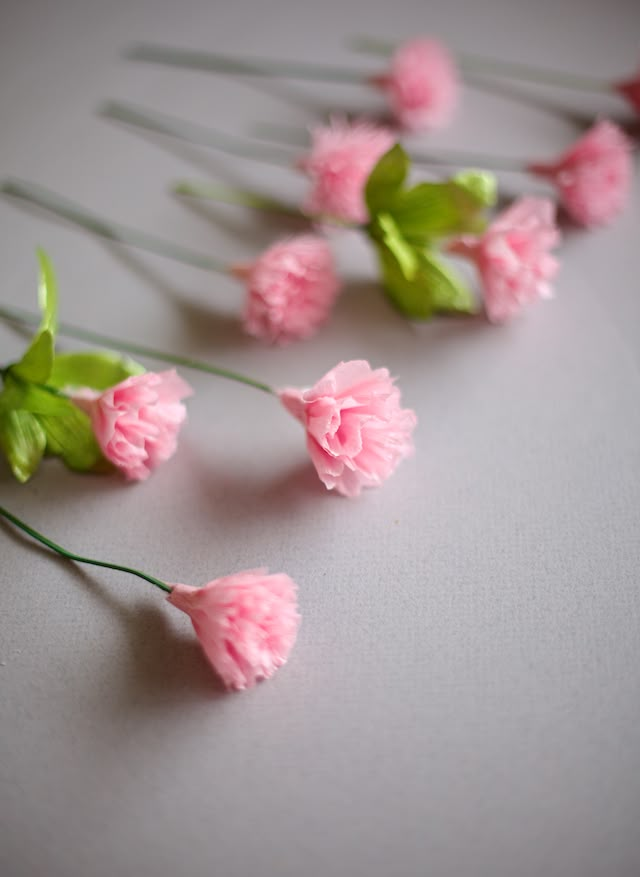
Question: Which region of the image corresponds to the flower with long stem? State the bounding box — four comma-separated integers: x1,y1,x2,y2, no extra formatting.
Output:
0,505,300,690
350,36,640,116
0,178,340,344
124,40,459,131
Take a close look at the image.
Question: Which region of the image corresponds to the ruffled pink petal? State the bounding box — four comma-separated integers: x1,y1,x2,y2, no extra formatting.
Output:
241,235,341,344
449,196,561,324
377,37,460,131
299,118,395,223
528,120,632,227
168,571,300,690
76,369,192,480
279,360,416,496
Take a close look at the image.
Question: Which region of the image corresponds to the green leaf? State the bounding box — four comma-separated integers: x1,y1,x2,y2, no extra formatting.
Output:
39,405,103,472
452,171,497,209
389,172,498,242
1,382,103,471
49,351,145,391
373,238,476,320
370,213,419,279
36,248,58,335
10,329,55,384
365,144,408,217
0,409,47,482
417,250,476,315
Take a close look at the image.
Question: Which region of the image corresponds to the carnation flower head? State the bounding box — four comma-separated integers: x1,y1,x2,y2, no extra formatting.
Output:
74,369,192,481
168,569,300,690
448,196,560,324
615,66,640,115
372,37,460,131
279,360,416,497
298,119,395,223
527,120,632,227
234,235,340,344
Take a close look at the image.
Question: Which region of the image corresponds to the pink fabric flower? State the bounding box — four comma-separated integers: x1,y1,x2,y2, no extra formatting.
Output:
448,197,560,324
615,67,640,114
297,119,395,223
279,360,416,497
74,369,192,481
168,569,300,690
372,37,460,131
234,235,341,344
527,120,632,227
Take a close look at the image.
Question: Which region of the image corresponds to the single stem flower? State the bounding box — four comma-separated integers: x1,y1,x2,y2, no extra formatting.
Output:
73,370,193,481
0,505,300,690
351,36,640,115
1,178,340,344
527,120,633,227
124,40,459,131
279,360,417,497
448,196,560,324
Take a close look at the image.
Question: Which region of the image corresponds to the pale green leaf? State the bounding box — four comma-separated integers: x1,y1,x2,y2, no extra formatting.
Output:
49,351,145,391
39,405,103,472
0,409,47,483
10,329,55,384
365,144,408,217
36,247,58,335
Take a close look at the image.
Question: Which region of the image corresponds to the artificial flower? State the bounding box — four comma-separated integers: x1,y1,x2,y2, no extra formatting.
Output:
371,37,460,131
527,120,632,227
168,569,300,690
448,196,560,323
74,369,192,481
233,234,341,344
298,119,395,223
279,360,416,497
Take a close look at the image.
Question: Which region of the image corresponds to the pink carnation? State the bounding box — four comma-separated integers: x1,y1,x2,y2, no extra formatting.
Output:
168,569,300,690
448,197,560,324
279,360,416,497
75,369,192,481
372,37,459,131
234,235,340,344
615,67,640,114
298,119,395,223
527,120,632,227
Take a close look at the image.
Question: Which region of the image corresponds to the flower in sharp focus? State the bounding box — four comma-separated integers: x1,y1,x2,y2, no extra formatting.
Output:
614,65,640,115
233,235,341,344
371,37,460,132
297,118,396,223
74,369,192,481
448,196,560,324
279,360,417,498
168,570,300,690
527,120,632,227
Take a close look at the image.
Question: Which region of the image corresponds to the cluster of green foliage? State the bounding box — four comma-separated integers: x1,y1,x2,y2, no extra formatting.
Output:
364,144,496,319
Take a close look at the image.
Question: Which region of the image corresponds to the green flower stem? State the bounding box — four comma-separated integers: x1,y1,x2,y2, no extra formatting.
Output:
125,42,373,85
174,180,303,217
0,304,275,395
1,178,229,274
349,36,612,93
0,505,172,593
101,100,296,168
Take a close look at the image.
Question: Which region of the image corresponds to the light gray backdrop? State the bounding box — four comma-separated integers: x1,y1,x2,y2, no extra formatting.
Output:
1,1,639,875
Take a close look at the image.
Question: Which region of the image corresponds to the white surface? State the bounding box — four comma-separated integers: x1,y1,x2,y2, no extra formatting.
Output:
1,2,639,876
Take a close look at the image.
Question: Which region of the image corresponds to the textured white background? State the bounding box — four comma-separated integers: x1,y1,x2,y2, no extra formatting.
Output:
1,1,639,875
